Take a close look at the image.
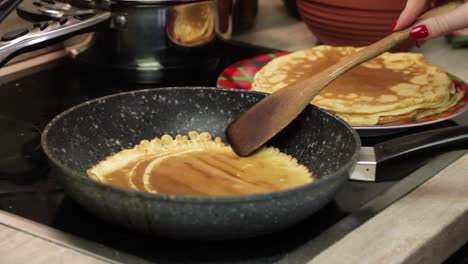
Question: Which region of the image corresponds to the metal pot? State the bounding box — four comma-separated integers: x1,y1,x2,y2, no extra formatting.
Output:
0,0,245,83
74,0,229,83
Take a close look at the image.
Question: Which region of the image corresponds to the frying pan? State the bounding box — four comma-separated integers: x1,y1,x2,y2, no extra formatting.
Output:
41,87,360,240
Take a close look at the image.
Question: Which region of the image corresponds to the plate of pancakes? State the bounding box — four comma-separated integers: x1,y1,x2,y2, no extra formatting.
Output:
217,46,468,135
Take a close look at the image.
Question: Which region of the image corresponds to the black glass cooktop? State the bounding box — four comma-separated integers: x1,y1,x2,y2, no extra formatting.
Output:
0,40,466,263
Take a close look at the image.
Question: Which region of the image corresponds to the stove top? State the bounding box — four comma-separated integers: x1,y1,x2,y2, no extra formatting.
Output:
0,40,467,263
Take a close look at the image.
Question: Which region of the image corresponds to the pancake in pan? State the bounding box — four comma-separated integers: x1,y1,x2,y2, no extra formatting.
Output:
88,132,314,196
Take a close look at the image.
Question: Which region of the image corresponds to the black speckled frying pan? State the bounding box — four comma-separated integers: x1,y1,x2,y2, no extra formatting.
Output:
41,87,360,240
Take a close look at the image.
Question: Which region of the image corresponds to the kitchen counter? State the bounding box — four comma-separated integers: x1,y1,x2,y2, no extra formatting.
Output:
1,0,468,263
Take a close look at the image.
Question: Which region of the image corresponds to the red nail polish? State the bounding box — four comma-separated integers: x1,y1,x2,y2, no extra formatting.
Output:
410,25,429,39
391,19,398,30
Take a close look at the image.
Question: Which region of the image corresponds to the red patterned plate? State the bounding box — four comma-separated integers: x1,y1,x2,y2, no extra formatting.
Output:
217,52,289,90
217,52,468,134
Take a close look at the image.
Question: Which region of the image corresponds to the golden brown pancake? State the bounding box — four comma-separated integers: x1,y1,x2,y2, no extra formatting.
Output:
88,132,314,196
377,111,419,125
252,45,461,125
335,84,463,125
414,86,465,120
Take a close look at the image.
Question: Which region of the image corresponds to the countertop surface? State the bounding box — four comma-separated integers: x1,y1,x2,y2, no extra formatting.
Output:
1,0,468,263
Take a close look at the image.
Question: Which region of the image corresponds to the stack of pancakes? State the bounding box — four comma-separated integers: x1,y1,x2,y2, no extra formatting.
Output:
252,45,464,126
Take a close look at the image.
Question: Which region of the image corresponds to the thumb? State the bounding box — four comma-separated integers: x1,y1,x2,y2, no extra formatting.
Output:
410,2,468,40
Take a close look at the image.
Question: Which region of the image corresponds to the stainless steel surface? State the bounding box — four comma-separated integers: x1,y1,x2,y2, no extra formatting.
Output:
351,147,377,182
167,1,217,46
72,0,233,83
231,0,257,33
0,11,111,66
0,210,152,264
4,0,238,83
215,0,233,39
18,0,97,18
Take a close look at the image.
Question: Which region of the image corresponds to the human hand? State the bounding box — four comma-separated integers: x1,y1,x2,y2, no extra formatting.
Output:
392,0,468,46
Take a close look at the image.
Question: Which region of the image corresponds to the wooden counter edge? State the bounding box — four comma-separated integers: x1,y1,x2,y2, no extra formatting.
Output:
307,152,468,264
0,224,108,264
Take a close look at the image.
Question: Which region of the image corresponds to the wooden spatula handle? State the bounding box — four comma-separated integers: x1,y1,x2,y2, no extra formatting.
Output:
226,0,464,157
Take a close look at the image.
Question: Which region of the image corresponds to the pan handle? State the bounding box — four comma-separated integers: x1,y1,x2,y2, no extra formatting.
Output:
0,11,110,67
372,126,468,181
375,126,468,162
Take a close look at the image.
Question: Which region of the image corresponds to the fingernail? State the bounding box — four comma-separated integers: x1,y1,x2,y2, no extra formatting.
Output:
410,25,429,39
391,19,398,30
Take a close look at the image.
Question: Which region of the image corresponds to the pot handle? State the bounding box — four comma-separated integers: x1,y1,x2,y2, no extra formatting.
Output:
215,0,233,40
0,11,110,67
375,125,468,164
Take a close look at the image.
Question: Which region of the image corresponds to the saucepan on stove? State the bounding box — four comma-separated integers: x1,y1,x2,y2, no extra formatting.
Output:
0,0,252,83
41,87,468,240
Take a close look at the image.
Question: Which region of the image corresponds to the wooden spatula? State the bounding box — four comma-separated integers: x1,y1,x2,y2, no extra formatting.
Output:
226,0,463,157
